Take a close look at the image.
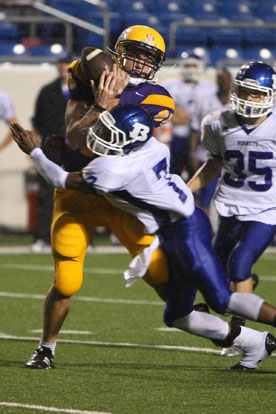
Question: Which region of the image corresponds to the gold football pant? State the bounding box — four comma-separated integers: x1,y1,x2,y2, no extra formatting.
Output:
51,189,168,296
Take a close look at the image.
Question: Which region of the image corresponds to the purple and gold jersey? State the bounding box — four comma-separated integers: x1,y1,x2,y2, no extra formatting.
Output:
67,60,175,126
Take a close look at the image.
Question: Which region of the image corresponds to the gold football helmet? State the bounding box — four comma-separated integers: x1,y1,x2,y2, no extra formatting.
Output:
113,25,166,80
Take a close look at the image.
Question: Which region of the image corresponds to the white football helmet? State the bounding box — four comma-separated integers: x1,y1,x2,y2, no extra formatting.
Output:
180,51,204,82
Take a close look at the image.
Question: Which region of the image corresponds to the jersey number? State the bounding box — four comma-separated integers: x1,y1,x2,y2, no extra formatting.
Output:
223,150,273,191
153,158,187,202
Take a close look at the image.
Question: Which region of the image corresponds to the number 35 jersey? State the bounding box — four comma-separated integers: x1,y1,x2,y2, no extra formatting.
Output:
202,108,276,222
82,137,195,234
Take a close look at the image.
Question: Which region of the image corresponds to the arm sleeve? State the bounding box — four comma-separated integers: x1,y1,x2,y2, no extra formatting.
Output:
30,147,69,188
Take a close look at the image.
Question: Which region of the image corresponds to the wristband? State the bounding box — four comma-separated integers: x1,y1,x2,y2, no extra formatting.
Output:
92,103,106,113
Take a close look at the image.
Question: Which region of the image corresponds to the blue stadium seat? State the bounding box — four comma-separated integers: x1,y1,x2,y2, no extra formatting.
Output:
75,27,103,52
243,28,276,46
208,27,244,46
186,0,220,21
251,2,276,22
148,0,187,15
170,26,210,58
210,45,243,66
45,0,79,15
217,1,256,22
0,22,24,41
242,46,275,62
174,26,210,43
122,13,162,31
175,46,211,65
30,44,66,58
0,41,28,57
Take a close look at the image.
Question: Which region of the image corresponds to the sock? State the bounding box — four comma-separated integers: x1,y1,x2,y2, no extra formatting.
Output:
233,326,263,349
39,340,57,356
227,292,264,321
172,310,229,341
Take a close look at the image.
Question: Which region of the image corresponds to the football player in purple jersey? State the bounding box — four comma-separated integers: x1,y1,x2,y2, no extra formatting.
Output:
22,25,175,369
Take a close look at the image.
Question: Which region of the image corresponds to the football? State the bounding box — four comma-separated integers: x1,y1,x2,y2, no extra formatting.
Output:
80,46,114,85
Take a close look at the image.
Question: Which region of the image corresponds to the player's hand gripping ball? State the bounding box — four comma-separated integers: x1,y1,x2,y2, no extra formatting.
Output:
81,47,114,85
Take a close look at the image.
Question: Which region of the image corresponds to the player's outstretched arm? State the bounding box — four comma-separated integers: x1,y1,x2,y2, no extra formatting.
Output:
10,123,41,154
187,157,223,193
10,123,88,191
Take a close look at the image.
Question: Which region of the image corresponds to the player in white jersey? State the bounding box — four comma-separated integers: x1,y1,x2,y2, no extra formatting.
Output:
10,103,276,370
0,91,18,151
163,51,216,177
188,61,276,356
189,68,233,215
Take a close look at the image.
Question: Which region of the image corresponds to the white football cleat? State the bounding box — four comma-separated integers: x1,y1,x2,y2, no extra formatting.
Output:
230,332,276,370
221,345,244,357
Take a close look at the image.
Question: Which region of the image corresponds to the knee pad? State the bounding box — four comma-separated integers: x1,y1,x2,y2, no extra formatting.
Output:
52,218,89,259
54,259,84,296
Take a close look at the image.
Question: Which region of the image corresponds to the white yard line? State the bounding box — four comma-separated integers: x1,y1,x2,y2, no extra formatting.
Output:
0,332,222,354
29,329,92,335
2,263,276,281
0,263,124,275
0,246,128,255
0,291,163,306
0,402,111,414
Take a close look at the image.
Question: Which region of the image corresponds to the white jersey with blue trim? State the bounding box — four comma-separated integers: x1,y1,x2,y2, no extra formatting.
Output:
82,137,195,234
202,108,276,223
164,79,216,138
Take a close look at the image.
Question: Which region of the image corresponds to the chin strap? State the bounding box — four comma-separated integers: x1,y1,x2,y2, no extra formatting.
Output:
128,77,147,86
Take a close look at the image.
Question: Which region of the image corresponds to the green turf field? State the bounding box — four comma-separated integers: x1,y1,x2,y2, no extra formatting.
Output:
1,248,276,414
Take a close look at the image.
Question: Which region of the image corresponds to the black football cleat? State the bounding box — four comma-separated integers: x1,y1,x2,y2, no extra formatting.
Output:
229,332,276,371
26,345,54,369
229,363,254,371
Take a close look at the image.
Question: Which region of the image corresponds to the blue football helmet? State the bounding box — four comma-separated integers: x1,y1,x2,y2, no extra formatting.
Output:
229,61,276,118
180,51,204,82
87,104,153,157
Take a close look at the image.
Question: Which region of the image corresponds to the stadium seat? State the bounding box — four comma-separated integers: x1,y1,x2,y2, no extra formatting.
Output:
30,44,66,57
170,26,210,58
45,0,79,15
210,45,243,66
242,46,275,62
251,2,276,22
217,1,256,22
0,41,27,57
174,26,210,43
175,46,211,65
148,0,187,14
208,27,244,47
122,13,162,32
243,28,276,46
0,22,24,42
186,0,220,21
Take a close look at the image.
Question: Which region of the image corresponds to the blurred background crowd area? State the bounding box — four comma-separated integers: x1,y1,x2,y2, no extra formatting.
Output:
1,0,276,65
1,0,276,244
